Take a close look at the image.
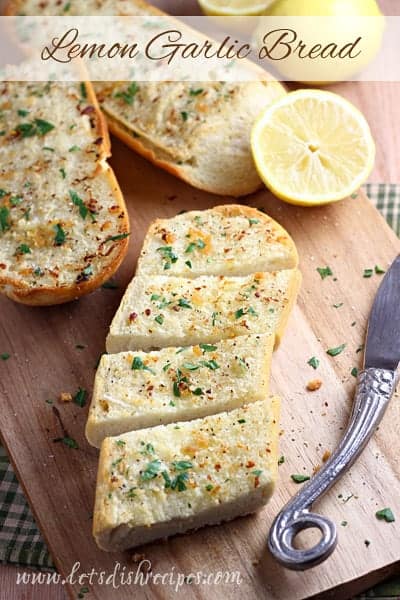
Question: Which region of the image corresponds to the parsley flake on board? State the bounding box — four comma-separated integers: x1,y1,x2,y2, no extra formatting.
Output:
317,266,333,279
278,455,285,466
308,356,319,369
363,268,373,278
54,436,79,449
376,508,395,523
327,344,346,357
291,474,310,484
375,265,386,274
74,387,87,408
1,353,10,361
351,367,358,377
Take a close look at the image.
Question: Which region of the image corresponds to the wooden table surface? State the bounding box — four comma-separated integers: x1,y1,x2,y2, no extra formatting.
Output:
1,1,400,599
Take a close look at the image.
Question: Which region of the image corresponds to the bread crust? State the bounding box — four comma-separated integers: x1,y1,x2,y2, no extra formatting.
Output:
0,79,129,306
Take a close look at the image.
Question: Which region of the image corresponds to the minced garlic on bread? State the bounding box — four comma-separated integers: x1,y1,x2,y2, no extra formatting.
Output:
87,333,274,447
105,270,301,353
5,0,287,197
93,398,280,551
0,81,129,305
136,205,298,278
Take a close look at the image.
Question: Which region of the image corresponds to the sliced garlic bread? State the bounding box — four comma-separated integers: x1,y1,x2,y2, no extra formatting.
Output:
0,81,129,305
93,397,280,551
87,333,273,447
136,204,298,278
5,0,152,15
6,0,287,197
106,270,301,353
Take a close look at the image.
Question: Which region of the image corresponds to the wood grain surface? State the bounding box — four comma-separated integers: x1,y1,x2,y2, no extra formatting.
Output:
1,1,400,599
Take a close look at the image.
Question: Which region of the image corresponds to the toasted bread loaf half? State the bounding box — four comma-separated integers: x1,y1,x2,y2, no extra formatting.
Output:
106,270,301,353
87,333,274,447
6,0,287,196
0,81,129,305
136,205,298,278
93,397,280,551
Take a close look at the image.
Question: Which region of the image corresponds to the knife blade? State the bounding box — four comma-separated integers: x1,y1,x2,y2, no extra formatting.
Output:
364,255,400,371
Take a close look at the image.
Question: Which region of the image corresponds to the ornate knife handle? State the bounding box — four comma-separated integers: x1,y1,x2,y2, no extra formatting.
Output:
268,367,398,570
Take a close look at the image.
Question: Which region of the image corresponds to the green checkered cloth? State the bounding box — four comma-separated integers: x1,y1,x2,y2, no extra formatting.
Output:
0,183,399,595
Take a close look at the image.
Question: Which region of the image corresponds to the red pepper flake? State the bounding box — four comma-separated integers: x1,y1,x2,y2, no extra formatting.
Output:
254,476,260,488
94,137,103,145
144,308,151,316
129,312,138,322
81,105,95,115
246,461,255,468
214,463,221,471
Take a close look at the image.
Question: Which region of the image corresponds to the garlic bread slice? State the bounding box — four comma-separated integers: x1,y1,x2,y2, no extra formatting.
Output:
106,270,301,353
136,205,298,278
87,333,273,447
93,397,280,551
0,81,129,305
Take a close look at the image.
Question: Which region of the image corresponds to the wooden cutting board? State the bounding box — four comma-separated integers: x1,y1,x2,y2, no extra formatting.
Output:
1,136,400,600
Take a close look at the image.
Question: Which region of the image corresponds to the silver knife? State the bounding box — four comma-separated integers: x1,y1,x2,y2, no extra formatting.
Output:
268,254,400,570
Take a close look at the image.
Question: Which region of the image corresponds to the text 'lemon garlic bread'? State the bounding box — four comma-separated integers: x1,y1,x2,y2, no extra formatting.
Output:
87,333,273,447
106,270,301,353
5,1,287,196
136,205,298,278
93,398,280,551
0,82,129,305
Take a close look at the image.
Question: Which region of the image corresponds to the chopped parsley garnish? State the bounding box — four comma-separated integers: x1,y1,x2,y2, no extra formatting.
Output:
291,474,310,484
16,118,55,138
69,190,92,220
192,387,204,396
238,418,246,424
157,246,178,270
333,302,343,309
1,353,10,361
252,469,262,476
205,484,213,491
43,146,54,152
189,88,204,96
200,359,220,370
278,455,285,466
211,311,219,326
126,488,137,499
182,362,200,371
326,344,346,357
115,82,139,105
185,239,206,253
172,461,193,471
173,369,188,397
0,207,10,233
363,268,373,278
308,356,319,369
162,471,172,488
68,145,80,152
141,459,161,480
0,131,5,136
178,298,192,309
18,109,29,117
376,507,395,523
185,260,192,269
105,232,130,243
341,521,348,527
151,293,161,301
155,314,164,325
317,266,333,280
9,195,22,206
131,356,156,375
102,280,119,289
75,344,85,349
375,265,385,274
115,440,125,448
199,343,217,353
54,436,79,449
54,224,66,246
235,307,257,319
73,387,87,408
60,168,66,179
0,190,7,198
171,472,189,491
15,244,31,255
63,1,71,11
248,218,260,226
181,111,189,121
351,367,358,377
80,82,87,98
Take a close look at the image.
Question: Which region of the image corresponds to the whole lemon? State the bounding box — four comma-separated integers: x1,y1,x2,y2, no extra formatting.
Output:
254,0,384,83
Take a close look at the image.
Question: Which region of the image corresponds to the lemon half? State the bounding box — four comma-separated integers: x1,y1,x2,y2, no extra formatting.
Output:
251,89,375,206
198,0,274,17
